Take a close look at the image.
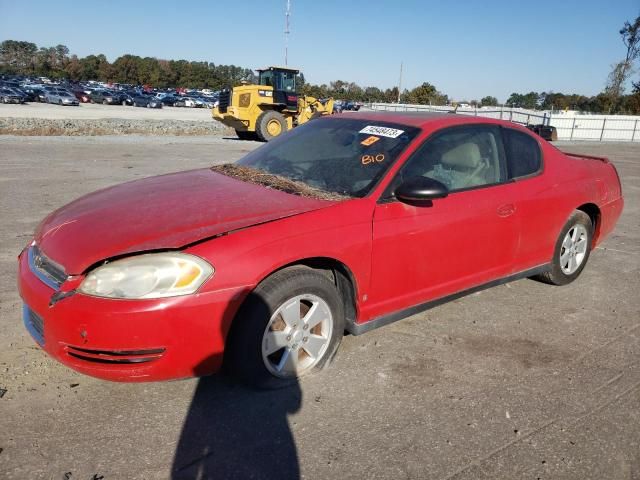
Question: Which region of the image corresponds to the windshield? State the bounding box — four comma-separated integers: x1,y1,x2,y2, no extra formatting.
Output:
236,117,419,198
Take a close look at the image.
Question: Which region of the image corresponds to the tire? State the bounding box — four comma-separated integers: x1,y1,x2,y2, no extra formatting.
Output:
255,110,288,142
225,266,345,389
534,210,593,286
235,129,257,141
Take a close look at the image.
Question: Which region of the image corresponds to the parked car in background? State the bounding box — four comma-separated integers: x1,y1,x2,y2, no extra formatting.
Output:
160,94,180,106
21,86,45,102
89,90,124,105
73,89,91,103
130,94,162,108
183,97,204,108
0,87,25,104
527,124,558,142
3,85,30,102
343,101,362,111
172,96,186,107
17,113,623,386
120,92,135,106
45,89,80,106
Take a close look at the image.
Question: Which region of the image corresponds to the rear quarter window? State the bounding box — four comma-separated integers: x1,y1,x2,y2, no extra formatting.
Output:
503,129,542,179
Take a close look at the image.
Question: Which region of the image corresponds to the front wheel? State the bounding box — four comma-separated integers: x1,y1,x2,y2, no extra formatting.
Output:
535,210,593,285
255,110,288,142
226,266,344,389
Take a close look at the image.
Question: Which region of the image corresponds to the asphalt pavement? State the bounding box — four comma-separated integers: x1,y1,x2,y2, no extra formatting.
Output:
0,136,638,479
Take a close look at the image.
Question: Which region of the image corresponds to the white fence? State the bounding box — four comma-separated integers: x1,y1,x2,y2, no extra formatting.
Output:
369,103,640,142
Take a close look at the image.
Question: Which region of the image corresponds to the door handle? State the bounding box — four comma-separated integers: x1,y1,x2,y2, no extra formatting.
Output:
497,203,516,217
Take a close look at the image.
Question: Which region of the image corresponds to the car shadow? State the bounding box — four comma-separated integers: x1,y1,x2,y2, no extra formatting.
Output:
171,292,302,480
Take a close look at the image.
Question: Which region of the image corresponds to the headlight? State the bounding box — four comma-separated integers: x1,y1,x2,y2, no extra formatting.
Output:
79,252,214,299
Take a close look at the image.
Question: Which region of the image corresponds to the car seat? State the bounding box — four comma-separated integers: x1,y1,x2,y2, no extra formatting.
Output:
427,142,489,189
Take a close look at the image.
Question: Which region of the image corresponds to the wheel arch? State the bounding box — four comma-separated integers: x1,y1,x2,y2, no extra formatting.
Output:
233,256,359,331
222,256,358,375
576,203,601,246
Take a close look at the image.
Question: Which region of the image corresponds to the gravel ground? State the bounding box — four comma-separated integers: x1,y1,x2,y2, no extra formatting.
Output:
0,137,638,480
0,117,228,136
0,102,228,136
0,102,214,121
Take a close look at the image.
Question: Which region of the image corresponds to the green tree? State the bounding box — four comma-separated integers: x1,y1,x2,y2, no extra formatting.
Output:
604,15,640,112
0,40,37,72
480,95,498,107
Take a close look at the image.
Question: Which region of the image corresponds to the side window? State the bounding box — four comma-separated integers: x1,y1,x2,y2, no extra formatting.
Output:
391,125,505,194
503,129,542,179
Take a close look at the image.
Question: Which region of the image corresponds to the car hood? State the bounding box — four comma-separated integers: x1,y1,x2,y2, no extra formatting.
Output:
34,168,333,274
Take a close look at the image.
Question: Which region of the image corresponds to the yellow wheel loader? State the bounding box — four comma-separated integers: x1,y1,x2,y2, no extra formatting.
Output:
212,66,334,141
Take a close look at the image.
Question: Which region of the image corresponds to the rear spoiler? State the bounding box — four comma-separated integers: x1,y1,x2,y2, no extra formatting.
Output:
565,152,610,163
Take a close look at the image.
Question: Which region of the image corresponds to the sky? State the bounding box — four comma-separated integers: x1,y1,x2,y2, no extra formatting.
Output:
0,0,638,102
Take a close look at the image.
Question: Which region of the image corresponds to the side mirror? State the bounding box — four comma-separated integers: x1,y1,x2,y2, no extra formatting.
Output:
395,176,448,206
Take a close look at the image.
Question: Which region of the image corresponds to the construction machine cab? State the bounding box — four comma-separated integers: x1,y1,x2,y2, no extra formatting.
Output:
258,66,298,91
258,66,299,110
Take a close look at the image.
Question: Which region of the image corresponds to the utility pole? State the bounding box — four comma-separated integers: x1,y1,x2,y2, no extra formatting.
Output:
284,0,291,65
397,61,403,103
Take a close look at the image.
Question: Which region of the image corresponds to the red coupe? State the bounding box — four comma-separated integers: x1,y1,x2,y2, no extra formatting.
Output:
18,113,623,387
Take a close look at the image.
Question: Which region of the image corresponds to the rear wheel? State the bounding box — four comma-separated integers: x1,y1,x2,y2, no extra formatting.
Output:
535,210,593,285
226,267,344,389
255,110,288,142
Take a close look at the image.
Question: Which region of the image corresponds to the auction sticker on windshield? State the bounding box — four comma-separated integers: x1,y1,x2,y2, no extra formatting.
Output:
360,135,381,146
359,125,405,138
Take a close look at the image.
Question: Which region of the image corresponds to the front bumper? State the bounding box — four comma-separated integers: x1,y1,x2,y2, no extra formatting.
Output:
212,108,251,131
18,248,244,382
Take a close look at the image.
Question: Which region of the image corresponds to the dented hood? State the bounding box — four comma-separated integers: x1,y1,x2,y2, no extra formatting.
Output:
34,169,331,274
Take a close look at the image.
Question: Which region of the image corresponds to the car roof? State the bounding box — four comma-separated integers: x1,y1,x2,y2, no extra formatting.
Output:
337,111,517,130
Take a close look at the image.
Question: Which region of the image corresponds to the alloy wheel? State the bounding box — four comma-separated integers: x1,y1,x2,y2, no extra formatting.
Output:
560,224,588,274
261,294,333,378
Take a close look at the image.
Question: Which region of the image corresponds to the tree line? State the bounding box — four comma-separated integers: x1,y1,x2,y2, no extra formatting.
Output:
0,40,255,90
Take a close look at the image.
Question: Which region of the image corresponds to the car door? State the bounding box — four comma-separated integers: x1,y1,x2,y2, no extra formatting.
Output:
365,124,521,318
498,127,553,271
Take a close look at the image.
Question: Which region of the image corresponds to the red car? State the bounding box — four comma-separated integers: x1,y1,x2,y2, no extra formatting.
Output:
18,113,623,387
